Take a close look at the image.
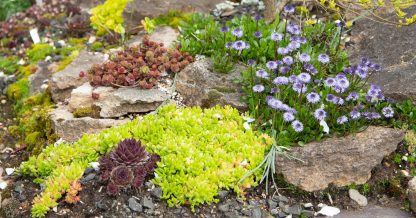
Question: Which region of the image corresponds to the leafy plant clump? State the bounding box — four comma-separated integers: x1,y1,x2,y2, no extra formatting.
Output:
26,43,54,63
90,0,130,36
88,35,193,88
99,139,159,195
178,13,348,73
0,0,32,21
19,104,271,217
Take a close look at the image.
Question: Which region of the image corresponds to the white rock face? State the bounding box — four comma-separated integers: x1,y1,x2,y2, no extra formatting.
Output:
349,189,368,207
318,206,340,217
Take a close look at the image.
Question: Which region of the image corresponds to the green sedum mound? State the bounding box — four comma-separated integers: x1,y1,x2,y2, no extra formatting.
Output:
20,104,271,217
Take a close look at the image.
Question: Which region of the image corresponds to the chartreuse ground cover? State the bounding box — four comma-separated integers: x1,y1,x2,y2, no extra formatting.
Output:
90,0,130,35
19,104,271,217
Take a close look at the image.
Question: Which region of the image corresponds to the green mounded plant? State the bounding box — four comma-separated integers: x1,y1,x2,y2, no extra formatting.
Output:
90,0,130,36
19,104,271,217
26,44,54,63
0,56,19,74
0,0,32,21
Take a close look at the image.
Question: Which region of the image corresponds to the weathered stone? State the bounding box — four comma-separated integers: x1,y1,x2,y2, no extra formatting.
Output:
176,56,247,111
50,105,128,142
127,26,179,49
408,177,416,214
349,189,368,207
123,0,223,33
276,126,404,192
142,197,154,210
28,62,52,94
348,8,416,103
69,82,169,118
49,50,105,102
0,72,16,95
335,204,413,218
128,197,143,212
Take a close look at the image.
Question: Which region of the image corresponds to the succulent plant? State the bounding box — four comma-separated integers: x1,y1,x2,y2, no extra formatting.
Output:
98,139,159,195
88,35,193,89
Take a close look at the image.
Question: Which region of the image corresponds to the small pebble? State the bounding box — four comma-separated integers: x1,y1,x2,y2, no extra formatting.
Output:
1,100,6,104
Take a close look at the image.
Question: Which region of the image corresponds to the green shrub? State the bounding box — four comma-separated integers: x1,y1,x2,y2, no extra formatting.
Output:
0,0,32,21
19,104,271,217
90,0,130,36
0,56,19,74
26,44,54,63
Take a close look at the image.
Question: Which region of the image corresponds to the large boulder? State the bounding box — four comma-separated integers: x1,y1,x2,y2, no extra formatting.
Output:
276,126,404,192
176,56,247,111
68,82,169,118
122,0,223,33
348,7,416,103
408,177,416,214
127,26,179,49
49,50,105,102
50,105,128,142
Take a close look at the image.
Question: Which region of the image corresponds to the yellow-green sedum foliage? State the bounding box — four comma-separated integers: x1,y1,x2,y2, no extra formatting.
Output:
90,0,130,35
20,104,271,217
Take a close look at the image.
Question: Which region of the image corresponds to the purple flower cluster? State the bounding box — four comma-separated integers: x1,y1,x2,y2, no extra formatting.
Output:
366,84,384,102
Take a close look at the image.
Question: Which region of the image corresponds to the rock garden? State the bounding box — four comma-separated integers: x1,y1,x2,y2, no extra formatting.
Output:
0,0,415,217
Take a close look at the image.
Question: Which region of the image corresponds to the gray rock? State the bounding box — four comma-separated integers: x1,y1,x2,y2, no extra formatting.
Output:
270,208,279,215
249,200,259,206
301,210,315,217
224,211,239,218
348,7,416,103
273,195,289,203
252,208,262,218
277,211,287,218
349,189,368,207
123,0,223,33
28,62,52,94
0,72,16,94
81,173,96,184
276,126,404,191
96,200,108,211
176,56,247,111
84,167,95,175
69,83,169,118
128,197,142,212
49,50,105,102
151,187,162,199
128,26,179,49
408,177,416,213
283,205,302,215
241,208,252,216
219,203,230,212
268,199,278,209
335,204,413,218
218,190,230,200
50,105,128,142
142,197,154,210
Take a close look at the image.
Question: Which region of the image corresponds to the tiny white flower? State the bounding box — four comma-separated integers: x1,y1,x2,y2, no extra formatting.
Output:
90,162,100,171
243,122,251,130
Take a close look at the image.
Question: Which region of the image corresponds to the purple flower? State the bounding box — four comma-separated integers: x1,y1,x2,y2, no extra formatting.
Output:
225,42,233,49
252,84,265,93
337,115,348,124
284,5,295,14
382,106,394,118
288,75,297,83
346,92,358,101
292,82,307,93
283,112,295,122
267,97,282,109
356,68,367,79
337,78,350,89
306,92,320,104
233,40,247,51
276,60,284,66
220,26,229,32
318,54,330,63
297,73,311,83
344,67,353,74
287,23,301,35
337,97,345,105
277,47,289,55
291,120,304,132
324,77,336,87
335,20,346,28
299,53,311,62
270,88,278,94
326,94,337,103
370,63,381,71
254,31,263,38
273,76,289,85
271,32,284,41
247,59,256,65
232,28,243,38
350,110,361,120
253,15,262,21
314,108,327,120
283,56,294,65
279,66,291,74
256,69,268,78
287,41,300,51
266,61,278,70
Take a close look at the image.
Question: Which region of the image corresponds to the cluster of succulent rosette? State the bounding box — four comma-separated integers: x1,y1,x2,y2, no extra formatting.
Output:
86,35,193,89
98,139,160,195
